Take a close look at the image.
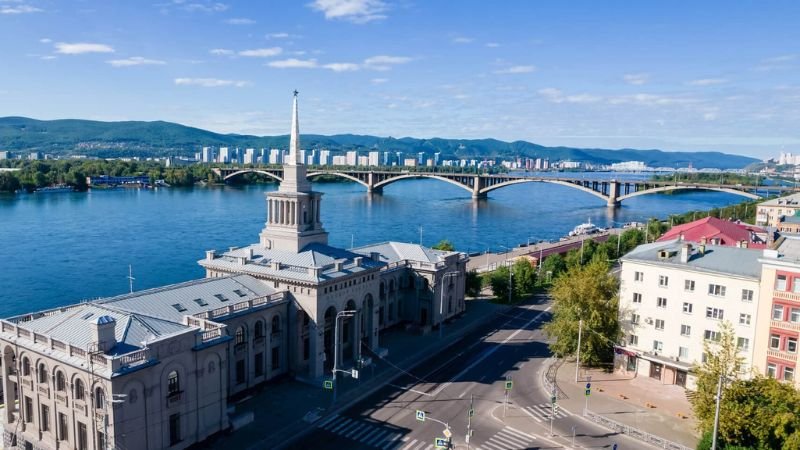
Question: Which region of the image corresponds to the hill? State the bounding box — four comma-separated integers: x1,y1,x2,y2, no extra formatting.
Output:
0,117,758,169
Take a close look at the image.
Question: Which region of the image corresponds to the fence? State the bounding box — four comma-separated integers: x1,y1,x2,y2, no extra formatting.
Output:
543,357,567,400
584,409,692,450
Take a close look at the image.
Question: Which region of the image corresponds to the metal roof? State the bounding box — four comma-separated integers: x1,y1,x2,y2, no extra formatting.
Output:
352,241,453,264
622,239,762,279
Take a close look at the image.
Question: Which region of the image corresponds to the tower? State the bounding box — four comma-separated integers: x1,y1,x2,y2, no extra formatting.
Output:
259,91,328,252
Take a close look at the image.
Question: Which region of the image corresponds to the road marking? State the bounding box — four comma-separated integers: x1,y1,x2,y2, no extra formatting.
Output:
343,422,368,438
315,414,340,428
481,426,536,450
363,429,391,446
328,417,353,433
349,423,373,440
400,439,418,450
337,419,361,436
411,440,428,450
458,387,470,398
504,426,537,441
388,383,433,396
379,432,403,449
357,427,381,443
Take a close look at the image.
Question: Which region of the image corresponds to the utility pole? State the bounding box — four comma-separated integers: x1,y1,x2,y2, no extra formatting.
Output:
508,270,513,304
467,394,474,450
419,225,423,245
711,374,724,450
439,272,459,338
127,265,135,293
575,319,583,382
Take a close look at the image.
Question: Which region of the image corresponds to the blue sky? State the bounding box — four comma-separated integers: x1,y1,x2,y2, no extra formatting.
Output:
1,0,798,159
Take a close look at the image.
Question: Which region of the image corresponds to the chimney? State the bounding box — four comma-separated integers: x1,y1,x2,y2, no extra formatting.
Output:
741,240,748,249
247,248,254,259
680,243,692,263
271,261,282,270
700,236,707,246
334,261,344,272
354,256,363,267
91,316,117,353
205,250,215,261
679,232,684,241
699,244,706,255
370,251,381,262
736,240,742,248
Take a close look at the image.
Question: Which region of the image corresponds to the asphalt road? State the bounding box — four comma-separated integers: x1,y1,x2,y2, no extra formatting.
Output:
287,295,641,450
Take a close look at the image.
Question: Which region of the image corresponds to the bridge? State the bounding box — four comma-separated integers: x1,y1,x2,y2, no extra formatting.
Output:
213,167,795,208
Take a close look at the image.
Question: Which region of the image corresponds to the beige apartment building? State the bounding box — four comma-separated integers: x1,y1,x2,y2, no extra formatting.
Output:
756,193,800,227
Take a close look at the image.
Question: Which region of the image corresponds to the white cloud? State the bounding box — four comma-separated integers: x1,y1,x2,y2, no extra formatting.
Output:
308,0,387,23
107,56,166,67
174,77,250,87
238,47,282,57
485,42,500,48
224,17,255,25
176,2,229,13
493,65,536,74
266,32,291,39
370,78,388,84
687,78,728,86
209,48,234,56
623,73,649,85
54,42,115,55
0,3,42,14
40,55,56,60
39,38,52,44
764,54,796,63
755,54,796,71
452,37,473,44
267,58,318,69
323,62,360,72
363,55,411,70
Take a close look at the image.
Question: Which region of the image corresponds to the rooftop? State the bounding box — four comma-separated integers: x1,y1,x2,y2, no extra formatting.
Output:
658,216,766,248
759,193,800,207
352,241,456,265
622,239,762,279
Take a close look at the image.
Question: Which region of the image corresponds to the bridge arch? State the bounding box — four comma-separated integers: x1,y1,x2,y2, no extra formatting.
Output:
372,174,475,194
617,185,761,202
223,169,283,183
306,171,370,188
479,179,610,202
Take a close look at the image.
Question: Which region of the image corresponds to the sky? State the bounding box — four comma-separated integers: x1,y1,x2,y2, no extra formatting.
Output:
1,0,799,159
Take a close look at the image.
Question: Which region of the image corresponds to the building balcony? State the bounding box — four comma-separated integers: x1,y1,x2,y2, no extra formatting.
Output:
773,290,800,303
767,348,798,363
771,320,800,333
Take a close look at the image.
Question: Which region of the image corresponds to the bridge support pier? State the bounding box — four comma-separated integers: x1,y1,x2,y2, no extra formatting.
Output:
607,180,620,208
471,175,486,199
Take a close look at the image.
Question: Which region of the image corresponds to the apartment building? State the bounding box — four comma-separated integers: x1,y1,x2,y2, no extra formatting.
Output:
616,239,762,389
756,193,800,227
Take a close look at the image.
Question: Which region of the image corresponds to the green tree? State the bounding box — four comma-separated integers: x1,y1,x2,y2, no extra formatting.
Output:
489,266,513,303
645,218,667,242
619,228,644,254
465,270,482,297
0,172,21,192
539,254,566,283
432,240,455,251
511,258,537,295
543,257,620,366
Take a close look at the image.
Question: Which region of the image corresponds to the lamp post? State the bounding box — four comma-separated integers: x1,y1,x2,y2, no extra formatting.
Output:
439,271,460,338
711,374,726,450
332,310,358,403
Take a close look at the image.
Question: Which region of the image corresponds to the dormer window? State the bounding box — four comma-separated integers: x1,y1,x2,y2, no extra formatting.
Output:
214,294,229,302
171,303,188,312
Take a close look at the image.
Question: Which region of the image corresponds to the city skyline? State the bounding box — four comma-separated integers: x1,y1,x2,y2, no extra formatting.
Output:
1,0,799,158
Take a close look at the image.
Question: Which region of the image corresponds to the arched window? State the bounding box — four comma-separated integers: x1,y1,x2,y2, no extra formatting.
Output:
37,363,48,384
21,357,30,376
167,371,180,396
56,371,66,392
254,321,264,340
74,379,85,400
272,316,281,334
94,387,105,409
234,326,247,345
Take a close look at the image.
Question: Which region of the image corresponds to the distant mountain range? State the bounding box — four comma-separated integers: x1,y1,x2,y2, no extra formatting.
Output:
0,116,758,169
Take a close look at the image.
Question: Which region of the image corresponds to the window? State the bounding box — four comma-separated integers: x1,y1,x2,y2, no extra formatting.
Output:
773,305,784,321
235,326,247,345
193,298,208,307
254,321,264,340
255,352,264,377
785,367,795,382
706,307,724,320
770,334,780,349
167,371,180,396
739,313,752,325
22,356,30,376
169,413,181,446
683,302,693,314
794,278,800,293
655,319,665,330
95,388,105,409
776,275,787,291
272,346,280,370
97,432,107,450
788,337,798,353
58,412,68,441
214,293,229,302
708,284,726,297
741,289,754,302
74,379,85,400
704,330,721,341
631,314,640,325
652,340,663,352
684,280,695,291
658,275,669,287
56,371,66,391
680,324,691,336
736,337,750,351
78,423,88,450
233,289,247,297
272,316,281,334
629,334,639,346
767,363,777,378
679,347,689,359
235,360,245,385
701,352,708,363
632,293,642,303
657,297,667,308
38,363,48,383
171,303,187,312
634,271,644,282
24,396,33,423
41,404,50,432
791,308,800,323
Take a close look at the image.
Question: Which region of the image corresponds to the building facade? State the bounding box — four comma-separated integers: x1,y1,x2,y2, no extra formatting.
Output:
756,193,800,227
616,240,762,389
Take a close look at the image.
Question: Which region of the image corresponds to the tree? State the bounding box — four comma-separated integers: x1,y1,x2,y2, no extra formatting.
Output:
465,270,482,297
489,265,513,303
511,258,536,296
543,256,620,366
619,228,644,254
645,218,667,242
538,254,566,283
691,321,744,433
432,240,455,251
0,172,21,193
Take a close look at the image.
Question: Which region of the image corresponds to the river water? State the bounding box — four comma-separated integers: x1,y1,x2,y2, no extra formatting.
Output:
0,176,745,317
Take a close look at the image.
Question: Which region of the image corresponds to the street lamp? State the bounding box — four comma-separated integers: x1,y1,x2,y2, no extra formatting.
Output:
439,271,460,338
332,310,359,403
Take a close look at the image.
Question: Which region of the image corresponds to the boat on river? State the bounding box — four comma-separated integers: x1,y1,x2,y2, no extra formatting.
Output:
568,219,601,237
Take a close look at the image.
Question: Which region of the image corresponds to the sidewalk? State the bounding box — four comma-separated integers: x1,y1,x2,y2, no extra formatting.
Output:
195,297,514,450
554,360,700,449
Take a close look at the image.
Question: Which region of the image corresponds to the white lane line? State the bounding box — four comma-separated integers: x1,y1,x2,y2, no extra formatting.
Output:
428,306,552,396
319,415,345,430
350,423,375,440
522,406,543,422
315,414,340,428
337,419,362,436
357,427,381,443
480,441,505,450
458,387,470,398
504,426,537,441
343,422,368,438
411,441,428,450
491,433,528,448
328,417,353,433
400,439,418,450
363,429,391,447
379,432,403,449
388,383,434,397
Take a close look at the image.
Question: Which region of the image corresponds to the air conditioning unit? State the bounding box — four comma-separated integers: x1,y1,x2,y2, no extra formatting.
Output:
644,317,654,324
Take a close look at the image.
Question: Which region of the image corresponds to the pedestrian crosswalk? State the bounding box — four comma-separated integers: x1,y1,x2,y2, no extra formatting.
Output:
522,402,569,422
316,414,407,449
477,426,537,450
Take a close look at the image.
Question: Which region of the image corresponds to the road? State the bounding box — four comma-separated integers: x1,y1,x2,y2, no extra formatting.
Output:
288,295,640,450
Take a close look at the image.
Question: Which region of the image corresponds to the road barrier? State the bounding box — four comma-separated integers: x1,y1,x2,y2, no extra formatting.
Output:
584,409,692,450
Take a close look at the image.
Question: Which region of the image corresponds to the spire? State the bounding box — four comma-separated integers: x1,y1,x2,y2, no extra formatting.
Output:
289,89,301,165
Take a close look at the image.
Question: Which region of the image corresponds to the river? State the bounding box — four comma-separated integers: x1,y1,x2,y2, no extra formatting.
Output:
0,176,747,317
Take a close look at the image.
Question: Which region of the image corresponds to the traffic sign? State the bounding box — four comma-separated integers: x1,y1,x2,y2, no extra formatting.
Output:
505,380,513,390
434,438,448,449
586,382,591,389
351,369,359,379
323,380,333,390
551,395,557,404
585,388,591,397
443,428,452,439
468,408,474,417
416,410,426,422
